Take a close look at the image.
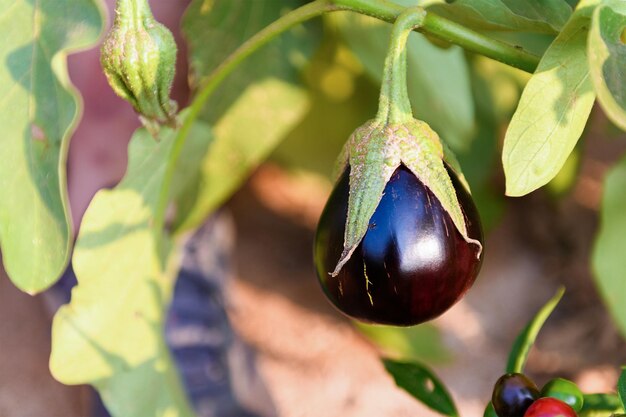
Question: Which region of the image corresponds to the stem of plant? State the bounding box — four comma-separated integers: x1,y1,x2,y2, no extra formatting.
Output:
376,7,426,125
332,0,540,73
114,0,152,25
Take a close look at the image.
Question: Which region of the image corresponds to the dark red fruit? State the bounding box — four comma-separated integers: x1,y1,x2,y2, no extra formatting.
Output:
314,164,483,326
523,397,577,417
492,373,540,417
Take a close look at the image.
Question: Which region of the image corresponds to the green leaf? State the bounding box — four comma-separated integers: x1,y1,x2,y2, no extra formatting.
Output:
333,11,475,150
384,359,458,417
506,287,564,373
183,0,318,122
173,78,309,232
483,402,498,417
270,34,380,179
355,323,451,363
175,0,317,232
502,1,597,197
457,57,520,231
618,368,626,410
432,0,572,33
546,145,581,196
0,0,104,293
168,125,214,204
588,1,626,131
50,120,211,417
593,155,626,338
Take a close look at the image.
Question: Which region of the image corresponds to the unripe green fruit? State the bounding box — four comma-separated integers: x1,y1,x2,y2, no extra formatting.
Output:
540,378,583,412
101,0,178,131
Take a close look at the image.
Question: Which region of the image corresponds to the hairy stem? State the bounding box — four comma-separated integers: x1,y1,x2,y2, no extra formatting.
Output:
114,0,153,25
376,7,426,124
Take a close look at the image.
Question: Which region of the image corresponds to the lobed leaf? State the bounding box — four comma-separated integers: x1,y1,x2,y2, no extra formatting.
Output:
183,0,318,122
173,79,309,233
50,119,212,417
502,1,598,197
588,0,626,131
384,359,458,417
593,155,626,338
175,0,317,232
0,0,103,293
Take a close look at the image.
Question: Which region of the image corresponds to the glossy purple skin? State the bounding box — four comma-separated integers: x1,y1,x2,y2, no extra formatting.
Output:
492,373,541,417
314,164,483,326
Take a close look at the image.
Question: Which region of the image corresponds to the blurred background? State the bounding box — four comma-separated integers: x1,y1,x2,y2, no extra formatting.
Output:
1,1,625,416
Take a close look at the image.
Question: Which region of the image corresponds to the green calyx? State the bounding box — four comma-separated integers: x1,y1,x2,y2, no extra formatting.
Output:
101,0,178,133
332,7,482,276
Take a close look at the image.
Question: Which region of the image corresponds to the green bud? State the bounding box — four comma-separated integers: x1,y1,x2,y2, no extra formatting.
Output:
101,0,178,132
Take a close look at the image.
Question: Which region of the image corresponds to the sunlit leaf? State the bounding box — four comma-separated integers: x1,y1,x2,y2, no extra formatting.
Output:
175,0,317,232
183,0,318,122
588,1,626,131
50,120,212,417
0,0,103,293
546,145,581,196
502,1,598,197
173,79,309,232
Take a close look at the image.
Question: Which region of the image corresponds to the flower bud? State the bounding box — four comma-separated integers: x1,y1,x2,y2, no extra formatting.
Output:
101,0,178,131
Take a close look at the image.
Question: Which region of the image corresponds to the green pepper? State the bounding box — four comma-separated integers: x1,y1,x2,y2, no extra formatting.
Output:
540,378,584,412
